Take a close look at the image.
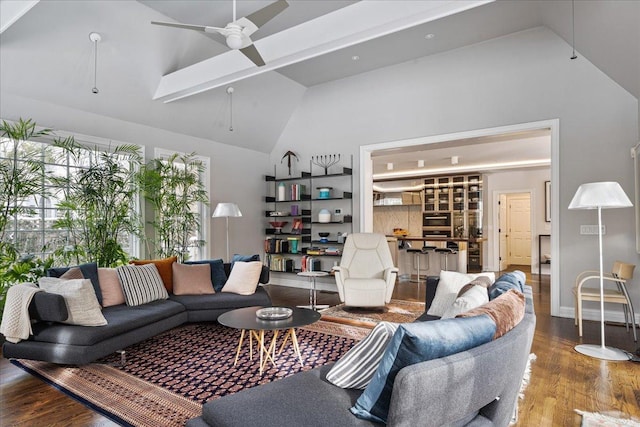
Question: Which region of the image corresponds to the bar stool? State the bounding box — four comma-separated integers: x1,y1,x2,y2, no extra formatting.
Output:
435,246,458,271
407,245,436,283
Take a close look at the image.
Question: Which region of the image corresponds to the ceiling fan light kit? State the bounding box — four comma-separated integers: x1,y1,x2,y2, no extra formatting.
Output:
151,0,288,67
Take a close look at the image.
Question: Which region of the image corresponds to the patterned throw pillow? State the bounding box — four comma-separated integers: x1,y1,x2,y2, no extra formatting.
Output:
129,256,177,293
172,263,214,295
326,321,399,389
457,289,525,339
116,264,169,306
351,315,496,423
38,277,107,326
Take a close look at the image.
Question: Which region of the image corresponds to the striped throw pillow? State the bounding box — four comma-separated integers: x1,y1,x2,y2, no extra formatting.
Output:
326,321,399,389
116,264,169,306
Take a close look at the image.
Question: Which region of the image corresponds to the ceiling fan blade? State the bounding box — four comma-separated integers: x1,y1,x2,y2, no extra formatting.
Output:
151,21,226,35
240,44,266,67
244,0,289,29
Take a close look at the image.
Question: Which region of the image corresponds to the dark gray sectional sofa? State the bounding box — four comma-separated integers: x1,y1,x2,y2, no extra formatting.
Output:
187,275,536,427
2,264,271,365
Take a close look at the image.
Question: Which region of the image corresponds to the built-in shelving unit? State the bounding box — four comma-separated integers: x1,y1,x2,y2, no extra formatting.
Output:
264,155,353,274
423,173,484,270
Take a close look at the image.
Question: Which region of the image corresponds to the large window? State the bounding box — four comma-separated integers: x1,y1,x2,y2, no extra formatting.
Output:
0,133,141,261
153,148,210,261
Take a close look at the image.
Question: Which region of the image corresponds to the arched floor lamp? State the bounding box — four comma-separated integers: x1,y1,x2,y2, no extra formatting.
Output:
569,181,632,361
212,203,242,262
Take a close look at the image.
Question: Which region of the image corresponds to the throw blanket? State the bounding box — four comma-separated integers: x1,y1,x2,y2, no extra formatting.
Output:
0,283,43,343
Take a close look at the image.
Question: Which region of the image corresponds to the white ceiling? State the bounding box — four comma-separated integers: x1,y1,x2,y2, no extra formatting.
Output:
0,0,638,162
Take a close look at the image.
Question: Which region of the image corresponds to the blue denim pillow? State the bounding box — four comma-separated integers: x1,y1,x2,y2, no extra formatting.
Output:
351,315,497,423
184,259,227,292
231,254,260,269
47,262,102,305
489,271,526,300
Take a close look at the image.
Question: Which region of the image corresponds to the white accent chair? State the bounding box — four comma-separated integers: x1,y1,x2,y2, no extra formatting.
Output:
333,233,399,308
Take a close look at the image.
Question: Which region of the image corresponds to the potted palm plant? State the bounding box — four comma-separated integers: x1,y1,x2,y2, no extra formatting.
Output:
140,152,209,262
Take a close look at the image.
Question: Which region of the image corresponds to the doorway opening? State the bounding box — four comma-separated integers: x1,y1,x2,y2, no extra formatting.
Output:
498,192,532,276
360,119,560,315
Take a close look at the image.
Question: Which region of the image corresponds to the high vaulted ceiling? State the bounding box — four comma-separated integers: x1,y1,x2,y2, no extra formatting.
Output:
1,0,638,158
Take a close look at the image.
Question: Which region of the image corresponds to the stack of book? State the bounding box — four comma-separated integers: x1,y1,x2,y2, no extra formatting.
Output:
264,238,290,254
267,255,294,272
290,184,306,201
300,256,322,272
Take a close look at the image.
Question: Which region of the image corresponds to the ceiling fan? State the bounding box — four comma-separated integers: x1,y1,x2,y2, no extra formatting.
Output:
151,0,289,67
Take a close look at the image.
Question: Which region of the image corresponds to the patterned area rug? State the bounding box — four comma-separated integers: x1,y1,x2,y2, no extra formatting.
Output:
576,410,640,427
12,321,369,427
320,298,426,327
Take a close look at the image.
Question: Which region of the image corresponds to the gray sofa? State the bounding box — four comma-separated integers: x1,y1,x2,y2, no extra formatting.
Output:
187,275,536,427
2,264,271,365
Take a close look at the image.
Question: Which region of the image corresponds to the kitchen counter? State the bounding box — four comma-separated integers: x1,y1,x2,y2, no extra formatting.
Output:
387,235,486,275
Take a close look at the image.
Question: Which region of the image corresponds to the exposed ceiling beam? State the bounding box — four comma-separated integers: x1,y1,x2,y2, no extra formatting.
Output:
0,0,39,34
153,0,493,103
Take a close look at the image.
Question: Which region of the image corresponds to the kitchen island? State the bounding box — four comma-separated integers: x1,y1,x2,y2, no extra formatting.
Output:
386,235,486,277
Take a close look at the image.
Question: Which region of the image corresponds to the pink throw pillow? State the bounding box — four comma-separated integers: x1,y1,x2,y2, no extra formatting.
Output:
172,263,214,295
98,268,125,307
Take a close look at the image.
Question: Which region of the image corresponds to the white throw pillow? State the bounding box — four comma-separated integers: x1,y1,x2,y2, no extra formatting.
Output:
326,321,399,389
116,264,169,306
441,284,489,319
221,261,262,295
38,277,107,326
427,271,495,317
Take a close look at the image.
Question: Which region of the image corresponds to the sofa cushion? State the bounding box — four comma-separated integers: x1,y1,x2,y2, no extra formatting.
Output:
117,264,169,306
458,289,526,339
98,268,125,307
130,256,177,292
488,271,526,300
221,261,262,295
351,315,496,423
441,284,489,319
47,262,102,305
38,277,107,326
426,271,495,317
172,263,214,295
29,299,185,346
326,321,399,390
184,259,227,292
169,287,271,311
199,364,369,427
231,253,260,268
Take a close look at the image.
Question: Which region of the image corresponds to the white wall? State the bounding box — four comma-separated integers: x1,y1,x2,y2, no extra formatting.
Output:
0,93,270,261
273,27,639,320
485,168,551,272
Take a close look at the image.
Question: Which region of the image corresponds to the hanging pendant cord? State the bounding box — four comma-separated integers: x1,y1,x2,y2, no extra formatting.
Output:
229,90,234,132
570,0,577,60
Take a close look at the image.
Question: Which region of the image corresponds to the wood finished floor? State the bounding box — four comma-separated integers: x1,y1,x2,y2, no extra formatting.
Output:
1,268,639,426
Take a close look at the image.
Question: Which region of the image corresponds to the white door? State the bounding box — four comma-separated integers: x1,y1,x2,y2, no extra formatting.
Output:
507,193,531,266
499,194,508,271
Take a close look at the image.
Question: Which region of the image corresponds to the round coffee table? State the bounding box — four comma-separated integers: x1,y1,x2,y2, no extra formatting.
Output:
218,306,321,374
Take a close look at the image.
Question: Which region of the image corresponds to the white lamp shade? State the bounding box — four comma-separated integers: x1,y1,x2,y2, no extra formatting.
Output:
568,182,632,210
212,203,242,218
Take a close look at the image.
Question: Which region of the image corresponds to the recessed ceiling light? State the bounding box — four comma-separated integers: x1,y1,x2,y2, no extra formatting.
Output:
387,162,393,170
352,55,360,61
418,160,425,168
425,33,435,39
